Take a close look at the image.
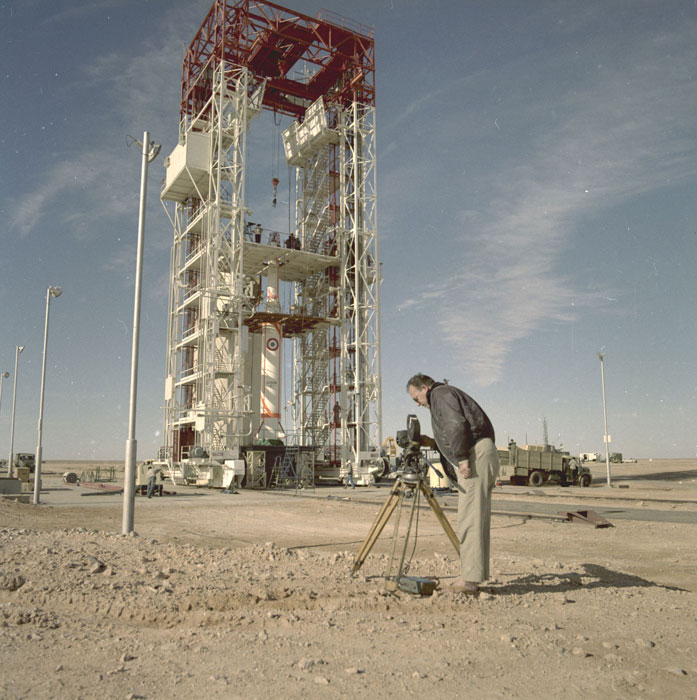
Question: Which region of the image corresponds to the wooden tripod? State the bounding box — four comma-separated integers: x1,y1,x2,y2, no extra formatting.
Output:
352,472,460,583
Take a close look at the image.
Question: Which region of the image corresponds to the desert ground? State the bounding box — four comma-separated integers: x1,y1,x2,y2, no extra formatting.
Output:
1,458,696,699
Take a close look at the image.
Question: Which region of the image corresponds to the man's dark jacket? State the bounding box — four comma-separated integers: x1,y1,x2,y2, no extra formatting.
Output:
426,382,495,481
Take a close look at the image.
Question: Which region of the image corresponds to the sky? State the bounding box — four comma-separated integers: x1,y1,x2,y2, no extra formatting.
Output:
1,0,696,462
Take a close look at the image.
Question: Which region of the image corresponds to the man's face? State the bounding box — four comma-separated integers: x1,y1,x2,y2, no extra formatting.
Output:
408,384,429,407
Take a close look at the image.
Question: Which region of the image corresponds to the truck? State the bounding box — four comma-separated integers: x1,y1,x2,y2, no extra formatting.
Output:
13,453,36,474
498,441,592,487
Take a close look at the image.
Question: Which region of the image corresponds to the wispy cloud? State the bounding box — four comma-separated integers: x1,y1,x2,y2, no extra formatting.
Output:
7,3,201,240
42,0,133,26
9,149,128,238
403,17,697,385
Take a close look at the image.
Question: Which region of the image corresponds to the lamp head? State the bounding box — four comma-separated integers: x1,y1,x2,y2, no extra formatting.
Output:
18,346,24,354
126,135,160,162
148,142,161,163
1,371,8,378
49,286,62,298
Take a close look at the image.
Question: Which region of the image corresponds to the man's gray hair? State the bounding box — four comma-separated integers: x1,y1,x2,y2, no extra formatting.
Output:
406,373,435,391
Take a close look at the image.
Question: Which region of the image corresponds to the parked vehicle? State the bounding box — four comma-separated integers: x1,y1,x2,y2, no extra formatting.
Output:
498,441,592,487
13,453,36,474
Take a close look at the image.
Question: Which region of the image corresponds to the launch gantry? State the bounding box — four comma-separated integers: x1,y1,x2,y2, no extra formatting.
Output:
159,0,381,486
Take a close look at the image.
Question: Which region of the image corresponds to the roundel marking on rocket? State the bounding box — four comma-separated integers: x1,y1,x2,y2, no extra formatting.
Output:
266,337,279,351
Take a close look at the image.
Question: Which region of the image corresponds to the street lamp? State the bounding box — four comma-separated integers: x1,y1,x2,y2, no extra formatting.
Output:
598,351,611,487
7,346,24,477
122,131,160,535
33,285,62,505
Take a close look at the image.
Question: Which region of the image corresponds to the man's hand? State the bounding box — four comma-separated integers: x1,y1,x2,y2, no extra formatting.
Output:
458,460,472,478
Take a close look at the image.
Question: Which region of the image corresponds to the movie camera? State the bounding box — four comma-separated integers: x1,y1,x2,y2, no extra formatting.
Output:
393,414,443,483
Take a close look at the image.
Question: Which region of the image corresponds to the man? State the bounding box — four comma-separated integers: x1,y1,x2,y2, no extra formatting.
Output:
407,373,499,595
343,465,356,489
146,465,159,499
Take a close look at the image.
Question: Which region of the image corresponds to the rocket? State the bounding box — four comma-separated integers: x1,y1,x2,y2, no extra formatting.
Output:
257,260,285,441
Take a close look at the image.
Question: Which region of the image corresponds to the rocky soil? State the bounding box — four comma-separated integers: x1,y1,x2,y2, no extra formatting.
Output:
1,459,696,699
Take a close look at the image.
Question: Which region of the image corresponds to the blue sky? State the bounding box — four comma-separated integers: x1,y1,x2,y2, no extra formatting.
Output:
1,0,696,461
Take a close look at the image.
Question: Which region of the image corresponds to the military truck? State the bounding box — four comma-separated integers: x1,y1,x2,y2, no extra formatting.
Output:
13,453,36,474
498,441,591,487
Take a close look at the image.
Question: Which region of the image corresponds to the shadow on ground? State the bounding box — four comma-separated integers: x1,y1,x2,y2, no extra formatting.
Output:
491,563,687,595
614,469,697,482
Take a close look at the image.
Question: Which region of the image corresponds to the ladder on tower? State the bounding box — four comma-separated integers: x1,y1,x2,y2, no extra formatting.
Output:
271,449,296,489
303,150,333,254
269,456,282,488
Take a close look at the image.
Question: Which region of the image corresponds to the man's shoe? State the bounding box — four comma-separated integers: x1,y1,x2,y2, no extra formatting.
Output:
446,580,479,595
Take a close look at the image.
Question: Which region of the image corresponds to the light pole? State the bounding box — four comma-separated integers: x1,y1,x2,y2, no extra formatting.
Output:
33,286,62,505
598,351,611,487
7,346,24,477
122,131,160,535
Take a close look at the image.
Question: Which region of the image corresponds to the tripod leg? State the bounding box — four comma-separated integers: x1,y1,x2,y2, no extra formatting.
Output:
420,481,460,556
352,481,404,574
385,483,419,590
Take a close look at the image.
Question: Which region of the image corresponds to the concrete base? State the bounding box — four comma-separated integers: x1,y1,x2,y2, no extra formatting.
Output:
0,494,31,503
0,477,22,495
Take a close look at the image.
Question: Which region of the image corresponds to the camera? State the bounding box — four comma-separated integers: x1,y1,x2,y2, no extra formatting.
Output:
394,414,427,481
395,413,420,449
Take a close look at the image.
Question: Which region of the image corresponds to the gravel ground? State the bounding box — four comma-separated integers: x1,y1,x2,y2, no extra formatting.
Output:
0,458,696,699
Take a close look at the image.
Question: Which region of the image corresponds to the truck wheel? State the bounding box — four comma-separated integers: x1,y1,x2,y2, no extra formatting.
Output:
578,474,591,488
528,470,545,487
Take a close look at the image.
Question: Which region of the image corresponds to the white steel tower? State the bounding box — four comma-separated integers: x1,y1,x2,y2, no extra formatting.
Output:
159,0,380,486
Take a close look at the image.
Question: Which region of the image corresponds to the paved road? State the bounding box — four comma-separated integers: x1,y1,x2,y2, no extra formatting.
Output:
320,486,697,525
12,477,697,526
488,499,697,525
307,485,697,525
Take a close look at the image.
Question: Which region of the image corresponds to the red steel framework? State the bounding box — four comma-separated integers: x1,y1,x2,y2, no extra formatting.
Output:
181,0,375,121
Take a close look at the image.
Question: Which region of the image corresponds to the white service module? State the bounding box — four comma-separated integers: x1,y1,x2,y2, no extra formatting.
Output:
282,96,340,166
161,131,211,202
222,459,246,489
